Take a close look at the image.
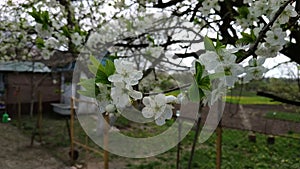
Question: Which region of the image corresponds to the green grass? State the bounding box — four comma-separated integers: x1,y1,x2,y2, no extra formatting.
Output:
225,96,281,105
12,113,300,169
127,128,300,169
265,111,300,123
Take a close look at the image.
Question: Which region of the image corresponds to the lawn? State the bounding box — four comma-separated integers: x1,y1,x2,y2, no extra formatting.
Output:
165,89,281,105
265,111,300,123
11,114,300,169
225,96,281,105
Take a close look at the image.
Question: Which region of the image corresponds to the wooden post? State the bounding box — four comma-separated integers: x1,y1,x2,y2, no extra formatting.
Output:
37,91,43,142
17,87,21,129
30,91,43,146
70,97,75,163
103,113,109,169
216,123,222,169
176,116,182,169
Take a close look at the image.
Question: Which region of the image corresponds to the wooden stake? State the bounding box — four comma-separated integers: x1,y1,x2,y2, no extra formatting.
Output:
17,87,21,129
30,91,43,146
103,114,109,169
38,91,43,142
176,117,182,169
70,97,75,163
216,123,222,169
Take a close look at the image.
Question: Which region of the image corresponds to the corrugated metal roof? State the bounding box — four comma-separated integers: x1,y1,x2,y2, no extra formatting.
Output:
0,61,51,72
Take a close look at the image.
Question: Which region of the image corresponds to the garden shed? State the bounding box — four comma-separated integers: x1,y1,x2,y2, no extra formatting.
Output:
0,61,62,116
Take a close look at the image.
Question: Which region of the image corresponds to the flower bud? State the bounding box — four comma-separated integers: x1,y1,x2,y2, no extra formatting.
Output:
105,104,116,113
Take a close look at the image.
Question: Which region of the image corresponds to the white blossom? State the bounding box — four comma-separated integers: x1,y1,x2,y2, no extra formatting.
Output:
96,83,111,101
44,38,58,49
277,4,298,24
251,0,268,17
142,94,174,126
265,27,286,47
110,82,142,109
96,83,111,113
236,16,253,30
228,44,250,53
35,23,52,38
253,24,265,37
143,46,164,61
256,43,282,58
218,49,244,87
177,91,189,104
242,57,268,83
71,32,83,46
197,51,221,72
108,59,143,86
243,66,267,83
41,49,54,60
199,0,221,16
86,32,102,49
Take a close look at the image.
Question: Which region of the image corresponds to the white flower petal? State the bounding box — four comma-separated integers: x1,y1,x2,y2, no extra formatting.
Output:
129,90,143,100
142,107,154,118
154,105,165,119
165,95,177,103
155,116,166,126
163,106,173,119
108,74,123,83
155,94,166,106
142,97,151,107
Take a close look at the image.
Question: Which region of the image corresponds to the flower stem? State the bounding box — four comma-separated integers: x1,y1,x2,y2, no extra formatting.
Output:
187,106,202,169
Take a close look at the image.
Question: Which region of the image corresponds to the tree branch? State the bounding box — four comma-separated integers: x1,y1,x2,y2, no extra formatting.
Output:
153,0,185,8
237,0,294,63
257,91,300,106
144,83,190,96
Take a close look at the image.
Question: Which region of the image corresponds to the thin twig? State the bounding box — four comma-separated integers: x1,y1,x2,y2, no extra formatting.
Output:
144,83,190,96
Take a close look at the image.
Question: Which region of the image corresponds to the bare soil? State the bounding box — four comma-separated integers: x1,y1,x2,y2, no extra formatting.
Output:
202,103,300,135
0,123,69,169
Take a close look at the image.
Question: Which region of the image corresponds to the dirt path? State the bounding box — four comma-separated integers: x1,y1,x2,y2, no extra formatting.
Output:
0,123,69,169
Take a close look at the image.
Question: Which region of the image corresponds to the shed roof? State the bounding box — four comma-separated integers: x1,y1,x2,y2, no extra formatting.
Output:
0,61,51,72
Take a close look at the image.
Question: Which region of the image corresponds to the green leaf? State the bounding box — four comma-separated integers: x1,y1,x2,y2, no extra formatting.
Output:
104,59,115,76
188,81,200,102
41,11,50,24
28,7,42,23
95,69,110,84
77,90,96,98
199,75,211,91
238,31,256,44
36,37,45,49
77,78,100,97
195,61,204,83
215,35,225,50
61,25,70,37
87,55,115,85
193,18,201,25
237,6,249,19
204,36,216,52
88,55,101,75
146,35,155,46
78,78,96,91
74,25,81,34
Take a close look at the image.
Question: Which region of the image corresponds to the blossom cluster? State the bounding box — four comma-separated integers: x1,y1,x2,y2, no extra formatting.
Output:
94,58,178,126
